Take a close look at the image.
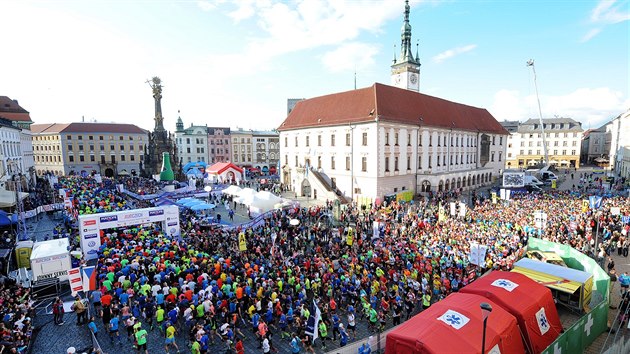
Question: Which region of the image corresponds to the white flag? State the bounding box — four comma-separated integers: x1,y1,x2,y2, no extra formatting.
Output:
535,307,550,335
437,310,470,330
491,279,519,292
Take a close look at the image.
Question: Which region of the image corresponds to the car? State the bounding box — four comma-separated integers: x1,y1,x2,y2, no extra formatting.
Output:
525,250,567,267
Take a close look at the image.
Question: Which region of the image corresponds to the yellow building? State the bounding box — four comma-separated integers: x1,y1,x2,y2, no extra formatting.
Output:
31,122,148,177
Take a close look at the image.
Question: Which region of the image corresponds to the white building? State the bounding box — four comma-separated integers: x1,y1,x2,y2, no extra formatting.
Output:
231,129,253,167
279,83,507,203
501,118,583,169
0,96,35,184
278,2,506,203
0,118,23,188
175,115,209,164
610,109,630,177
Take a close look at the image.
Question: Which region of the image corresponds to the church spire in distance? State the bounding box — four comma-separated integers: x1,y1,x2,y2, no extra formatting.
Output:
399,0,419,65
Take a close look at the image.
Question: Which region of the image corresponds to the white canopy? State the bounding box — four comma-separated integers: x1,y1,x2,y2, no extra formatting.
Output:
235,191,285,213
31,238,70,261
222,185,242,196
0,189,29,208
237,188,257,198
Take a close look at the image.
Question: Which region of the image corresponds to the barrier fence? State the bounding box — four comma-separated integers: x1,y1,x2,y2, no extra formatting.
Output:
528,238,611,354
18,203,65,220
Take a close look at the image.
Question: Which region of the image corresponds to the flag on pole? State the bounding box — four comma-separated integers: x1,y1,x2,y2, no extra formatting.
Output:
305,299,321,343
81,266,97,291
589,196,602,209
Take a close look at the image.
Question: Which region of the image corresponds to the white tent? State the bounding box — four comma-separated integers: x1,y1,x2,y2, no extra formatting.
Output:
256,191,283,203
222,185,242,196
0,189,29,208
237,188,257,198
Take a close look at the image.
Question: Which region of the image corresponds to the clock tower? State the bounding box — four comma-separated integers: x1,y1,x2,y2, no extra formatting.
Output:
391,0,420,92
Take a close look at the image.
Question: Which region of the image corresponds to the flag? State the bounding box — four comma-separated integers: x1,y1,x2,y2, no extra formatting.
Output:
491,279,519,292
589,196,602,210
81,266,97,291
437,309,470,330
536,307,550,335
305,299,321,343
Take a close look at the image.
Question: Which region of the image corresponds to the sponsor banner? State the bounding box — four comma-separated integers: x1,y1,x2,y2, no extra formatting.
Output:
99,215,118,223
32,254,68,264
37,270,69,282
149,209,164,216
68,268,83,293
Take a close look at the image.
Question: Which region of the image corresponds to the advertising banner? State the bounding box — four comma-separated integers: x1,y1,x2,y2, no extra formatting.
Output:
68,267,83,294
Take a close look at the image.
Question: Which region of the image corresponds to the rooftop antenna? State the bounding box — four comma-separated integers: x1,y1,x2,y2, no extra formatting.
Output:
526,59,549,168
354,69,357,90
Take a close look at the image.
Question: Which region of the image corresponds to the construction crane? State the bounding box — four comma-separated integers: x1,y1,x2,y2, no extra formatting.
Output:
526,59,550,171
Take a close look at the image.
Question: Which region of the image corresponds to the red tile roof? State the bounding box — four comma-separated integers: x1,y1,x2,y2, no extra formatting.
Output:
31,122,147,134
278,83,508,135
207,162,244,174
0,96,32,122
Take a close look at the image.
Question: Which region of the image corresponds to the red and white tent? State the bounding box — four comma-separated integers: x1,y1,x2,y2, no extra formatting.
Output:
206,162,244,183
386,293,525,354
459,271,563,354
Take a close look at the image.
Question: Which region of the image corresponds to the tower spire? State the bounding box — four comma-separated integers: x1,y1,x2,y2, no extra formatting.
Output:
399,0,419,64
391,0,421,92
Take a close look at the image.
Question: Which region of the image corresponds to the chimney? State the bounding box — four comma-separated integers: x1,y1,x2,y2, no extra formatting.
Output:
13,99,18,105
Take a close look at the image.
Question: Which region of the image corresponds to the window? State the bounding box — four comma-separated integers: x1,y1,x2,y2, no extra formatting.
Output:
395,133,399,146
346,156,350,170
407,134,411,146
110,144,115,151
554,141,558,146
130,155,135,161
394,156,399,171
528,150,532,155
295,156,298,167
362,132,367,146
563,141,568,147
120,144,125,151
121,155,126,161
491,152,495,162
187,147,191,153
284,137,288,147
429,135,432,146
119,136,124,140
537,150,541,155
89,145,94,151
573,133,578,138
295,136,298,147
528,142,533,147
331,156,335,170
385,132,389,146
79,155,84,162
90,155,95,162
67,144,73,151
499,152,503,161
520,141,525,147
361,157,367,171
572,141,577,146
306,136,310,147
100,145,105,151
492,137,496,145
571,150,576,155
67,135,71,140
88,136,93,140
317,156,321,169
562,150,566,155
437,156,440,166
418,155,422,169
346,133,351,146
79,144,84,151
130,145,134,151
428,156,432,168
111,155,116,163
69,155,74,162
317,135,321,146
499,137,503,145
419,133,422,146
385,157,390,172
331,134,335,146
78,136,83,140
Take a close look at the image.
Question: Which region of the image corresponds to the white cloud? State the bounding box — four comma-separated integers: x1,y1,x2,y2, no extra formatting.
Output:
591,0,630,24
432,44,477,63
489,87,630,128
581,28,602,42
582,0,629,42
227,0,256,22
321,42,380,73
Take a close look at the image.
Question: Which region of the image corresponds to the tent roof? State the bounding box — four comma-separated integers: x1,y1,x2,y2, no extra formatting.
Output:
222,185,242,195
514,258,592,283
386,293,525,354
31,238,70,260
460,271,563,353
0,189,29,208
207,162,244,175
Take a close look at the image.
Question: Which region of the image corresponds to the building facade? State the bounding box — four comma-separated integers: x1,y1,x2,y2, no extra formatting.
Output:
0,118,23,188
208,127,231,164
175,116,210,164
31,123,147,177
279,83,508,202
0,96,35,183
580,125,611,165
501,118,583,169
231,129,254,167
252,130,280,174
610,109,630,175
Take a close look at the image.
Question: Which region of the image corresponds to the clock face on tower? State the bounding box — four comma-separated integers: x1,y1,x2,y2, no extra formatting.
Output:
410,73,418,84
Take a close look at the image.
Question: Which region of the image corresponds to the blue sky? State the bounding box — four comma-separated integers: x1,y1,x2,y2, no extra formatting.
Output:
0,0,627,132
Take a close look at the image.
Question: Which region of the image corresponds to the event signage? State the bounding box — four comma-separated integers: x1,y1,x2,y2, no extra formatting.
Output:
469,243,488,267
534,211,548,229
437,310,469,330
68,267,83,293
79,205,180,260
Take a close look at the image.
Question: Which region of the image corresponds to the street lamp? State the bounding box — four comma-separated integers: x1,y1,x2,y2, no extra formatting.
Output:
480,302,493,354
